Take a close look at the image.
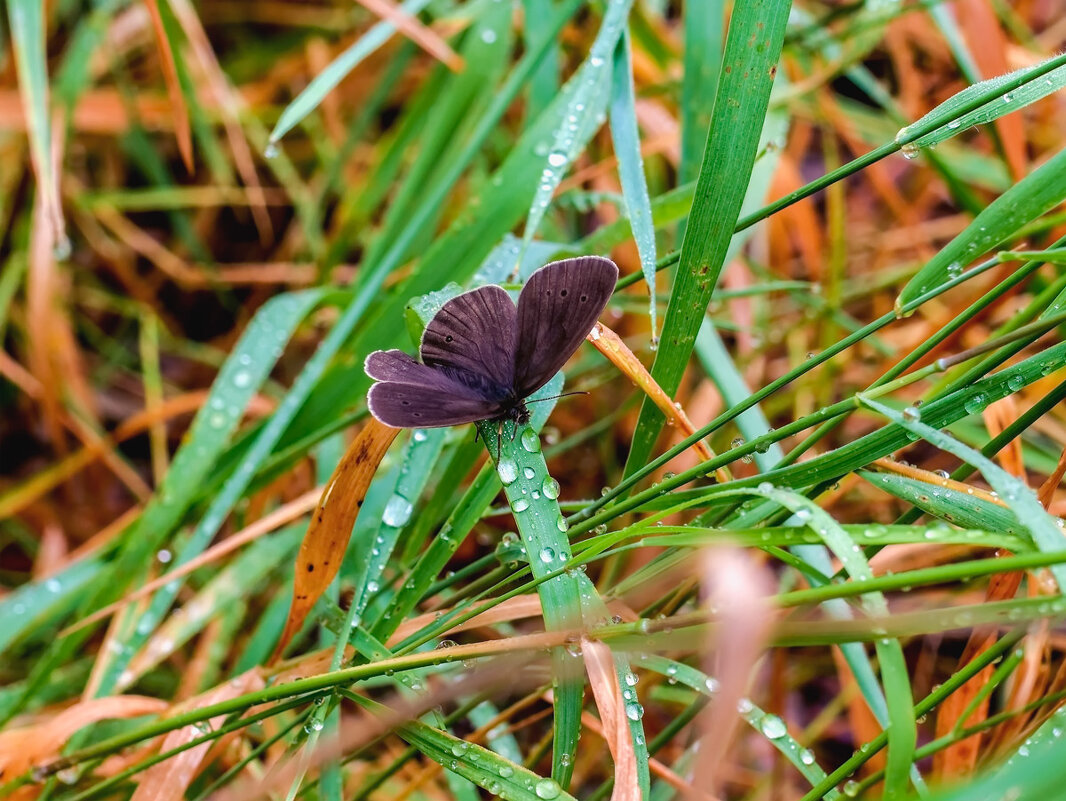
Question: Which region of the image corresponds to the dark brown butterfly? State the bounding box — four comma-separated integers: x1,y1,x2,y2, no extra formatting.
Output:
365,256,617,429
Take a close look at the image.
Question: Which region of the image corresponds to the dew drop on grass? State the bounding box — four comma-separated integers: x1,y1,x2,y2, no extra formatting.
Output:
1007,374,1026,392
497,457,519,485
535,778,562,799
625,702,645,721
511,498,530,513
539,546,555,563
902,406,921,422
382,495,412,527
800,748,816,765
963,394,987,415
499,765,514,778
542,476,560,499
232,369,252,388
523,466,536,480
760,714,787,739
556,515,569,533
521,429,541,452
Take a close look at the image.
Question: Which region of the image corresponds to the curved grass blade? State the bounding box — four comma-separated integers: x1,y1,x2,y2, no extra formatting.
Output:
858,397,1066,589
623,0,791,479
273,420,400,661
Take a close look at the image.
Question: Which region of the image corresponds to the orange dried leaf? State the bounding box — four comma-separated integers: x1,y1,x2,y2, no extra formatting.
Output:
130,670,264,801
583,639,639,801
587,322,726,479
0,696,167,781
144,0,193,172
272,419,399,660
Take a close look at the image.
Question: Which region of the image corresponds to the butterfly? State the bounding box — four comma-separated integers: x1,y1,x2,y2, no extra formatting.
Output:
365,256,618,430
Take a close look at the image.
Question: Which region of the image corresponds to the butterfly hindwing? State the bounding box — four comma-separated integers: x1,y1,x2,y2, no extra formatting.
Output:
420,285,517,395
513,256,617,397
367,381,505,428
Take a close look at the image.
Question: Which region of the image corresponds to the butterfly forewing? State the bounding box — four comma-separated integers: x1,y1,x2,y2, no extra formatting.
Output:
513,256,618,397
420,285,517,396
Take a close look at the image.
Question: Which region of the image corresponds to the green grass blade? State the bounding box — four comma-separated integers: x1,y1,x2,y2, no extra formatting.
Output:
623,0,791,479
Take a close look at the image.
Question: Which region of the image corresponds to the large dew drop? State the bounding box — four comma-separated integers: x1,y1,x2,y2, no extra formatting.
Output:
497,457,519,485
542,477,560,499
535,779,561,799
521,429,541,452
382,494,413,527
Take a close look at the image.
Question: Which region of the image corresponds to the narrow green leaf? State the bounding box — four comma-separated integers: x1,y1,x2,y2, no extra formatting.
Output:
623,0,791,478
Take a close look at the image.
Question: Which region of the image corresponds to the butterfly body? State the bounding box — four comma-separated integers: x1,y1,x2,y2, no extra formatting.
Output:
365,256,617,429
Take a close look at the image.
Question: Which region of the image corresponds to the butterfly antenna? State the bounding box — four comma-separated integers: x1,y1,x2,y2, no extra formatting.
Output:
525,390,590,405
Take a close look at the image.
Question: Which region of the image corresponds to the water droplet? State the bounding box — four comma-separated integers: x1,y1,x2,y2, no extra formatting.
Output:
588,324,602,341
497,457,519,485
57,767,80,785
305,718,324,733
730,437,744,450
900,142,920,160
232,369,252,388
523,467,536,480
963,394,987,415
382,495,413,527
156,549,173,564
264,142,279,159
947,118,962,129
499,765,514,778
413,429,428,442
625,702,645,721
437,639,457,649
539,546,556,563
902,406,921,422
547,151,567,168
800,748,816,765
511,498,530,513
521,429,541,452
480,29,497,44
541,476,560,499
535,778,562,799
704,677,720,693
556,515,569,533
451,741,469,756
1007,374,1026,392
760,714,787,739
843,780,860,797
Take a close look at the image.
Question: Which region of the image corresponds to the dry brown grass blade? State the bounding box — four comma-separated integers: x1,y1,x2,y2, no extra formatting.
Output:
357,0,464,72
582,639,639,801
129,670,264,801
587,321,728,480
0,696,167,781
272,420,400,661
984,397,1026,477
144,0,193,171
956,0,1027,181
933,564,1025,778
1038,446,1066,508
692,548,774,797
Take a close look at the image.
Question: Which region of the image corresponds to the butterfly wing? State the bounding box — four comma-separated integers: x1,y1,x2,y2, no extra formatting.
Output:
365,350,505,428
420,285,517,394
513,256,618,397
